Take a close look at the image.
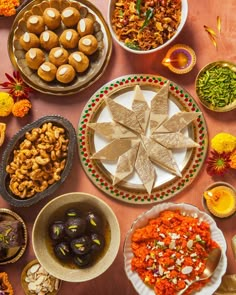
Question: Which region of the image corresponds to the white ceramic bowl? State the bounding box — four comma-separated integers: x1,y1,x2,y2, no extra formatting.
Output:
124,202,227,295
32,192,120,282
108,0,188,54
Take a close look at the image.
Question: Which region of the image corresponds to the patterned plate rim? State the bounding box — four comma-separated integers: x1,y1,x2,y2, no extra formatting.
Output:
78,74,208,204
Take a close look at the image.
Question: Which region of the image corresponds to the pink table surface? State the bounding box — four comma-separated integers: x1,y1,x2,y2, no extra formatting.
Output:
0,1,236,294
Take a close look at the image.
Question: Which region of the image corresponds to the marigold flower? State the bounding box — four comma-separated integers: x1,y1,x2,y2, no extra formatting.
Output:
206,150,231,176
12,99,32,117
0,71,32,101
211,132,236,154
229,149,236,169
0,0,20,16
0,92,14,117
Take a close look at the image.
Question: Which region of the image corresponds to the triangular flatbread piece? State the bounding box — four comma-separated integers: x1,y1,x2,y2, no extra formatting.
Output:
150,80,170,134
135,142,156,195
113,142,140,185
91,139,139,161
151,132,200,149
132,85,150,134
88,122,137,140
105,95,143,134
141,136,182,177
156,112,201,133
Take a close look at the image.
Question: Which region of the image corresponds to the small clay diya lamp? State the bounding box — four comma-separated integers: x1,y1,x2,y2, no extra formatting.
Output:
162,44,196,74
203,182,236,218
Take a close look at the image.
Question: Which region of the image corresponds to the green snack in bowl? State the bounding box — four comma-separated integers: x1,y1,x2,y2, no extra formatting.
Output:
196,64,236,108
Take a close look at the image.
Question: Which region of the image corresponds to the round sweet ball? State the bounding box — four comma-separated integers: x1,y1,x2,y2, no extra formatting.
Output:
61,7,80,27
38,62,57,82
26,15,45,35
40,30,59,51
56,64,76,84
19,32,40,51
25,48,46,70
43,8,61,30
77,18,94,37
49,47,69,67
68,51,89,73
59,29,79,49
78,35,98,55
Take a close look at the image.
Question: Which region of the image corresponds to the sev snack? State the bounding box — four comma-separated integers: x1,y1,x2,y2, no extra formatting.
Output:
111,0,182,51
131,210,220,295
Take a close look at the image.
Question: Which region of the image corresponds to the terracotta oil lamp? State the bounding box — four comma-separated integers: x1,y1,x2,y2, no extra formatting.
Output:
162,44,196,74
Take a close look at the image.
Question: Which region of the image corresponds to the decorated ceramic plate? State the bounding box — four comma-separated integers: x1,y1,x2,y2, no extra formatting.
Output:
8,0,112,95
0,208,27,265
78,74,208,204
123,202,227,295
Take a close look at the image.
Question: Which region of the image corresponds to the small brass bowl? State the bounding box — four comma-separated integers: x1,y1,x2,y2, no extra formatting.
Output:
0,208,27,265
21,259,61,295
195,61,236,112
202,181,236,218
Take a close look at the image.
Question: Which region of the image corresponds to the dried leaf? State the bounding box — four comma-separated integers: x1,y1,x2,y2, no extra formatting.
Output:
207,32,217,48
204,25,217,37
217,16,221,33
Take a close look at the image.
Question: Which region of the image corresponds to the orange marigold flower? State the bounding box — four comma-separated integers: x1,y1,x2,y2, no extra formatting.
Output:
12,99,32,117
0,0,20,16
229,149,236,169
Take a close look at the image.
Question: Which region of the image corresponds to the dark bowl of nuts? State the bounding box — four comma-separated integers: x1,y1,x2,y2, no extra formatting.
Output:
195,60,236,112
0,115,77,207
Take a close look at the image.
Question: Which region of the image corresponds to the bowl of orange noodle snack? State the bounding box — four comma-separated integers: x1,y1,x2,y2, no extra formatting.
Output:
124,202,227,295
108,0,188,54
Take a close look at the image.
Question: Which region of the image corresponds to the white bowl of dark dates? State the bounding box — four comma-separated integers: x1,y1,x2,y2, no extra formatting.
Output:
32,192,120,282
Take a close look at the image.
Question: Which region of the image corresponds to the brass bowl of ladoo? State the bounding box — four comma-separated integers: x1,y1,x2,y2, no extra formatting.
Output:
195,61,236,112
8,0,112,95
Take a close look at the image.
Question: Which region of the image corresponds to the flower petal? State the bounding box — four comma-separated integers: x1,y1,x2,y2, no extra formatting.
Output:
217,16,221,33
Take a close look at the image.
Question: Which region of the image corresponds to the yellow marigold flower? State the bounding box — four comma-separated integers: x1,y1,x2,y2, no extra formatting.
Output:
0,92,14,117
230,149,236,169
211,132,236,154
12,99,32,117
0,122,6,147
